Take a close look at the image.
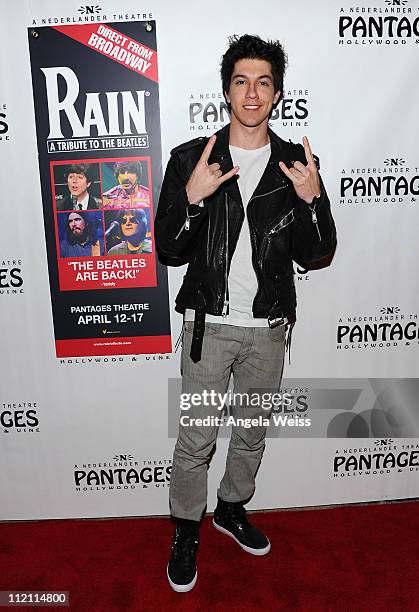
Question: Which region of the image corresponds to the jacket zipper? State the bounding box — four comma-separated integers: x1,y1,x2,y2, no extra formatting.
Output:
249,183,288,203
222,193,229,316
174,206,201,240
309,200,322,241
258,211,293,269
248,200,292,302
266,209,294,236
246,182,289,302
247,201,264,305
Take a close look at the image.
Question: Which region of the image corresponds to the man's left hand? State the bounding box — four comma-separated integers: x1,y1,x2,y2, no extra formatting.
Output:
279,136,321,204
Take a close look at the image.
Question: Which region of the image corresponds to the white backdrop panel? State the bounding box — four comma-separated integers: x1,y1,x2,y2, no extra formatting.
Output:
0,0,418,520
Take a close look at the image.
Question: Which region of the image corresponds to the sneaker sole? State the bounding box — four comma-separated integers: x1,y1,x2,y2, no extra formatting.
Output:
166,565,197,593
212,518,271,556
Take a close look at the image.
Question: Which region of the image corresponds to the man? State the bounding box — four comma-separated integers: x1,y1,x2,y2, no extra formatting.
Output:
59,211,102,258
107,210,152,255
103,161,150,209
57,164,101,210
156,34,336,592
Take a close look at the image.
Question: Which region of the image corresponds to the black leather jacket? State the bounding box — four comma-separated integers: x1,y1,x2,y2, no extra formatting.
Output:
156,124,336,359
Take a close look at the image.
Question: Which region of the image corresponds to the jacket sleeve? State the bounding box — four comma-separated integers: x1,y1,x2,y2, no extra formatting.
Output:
155,151,209,260
291,155,337,270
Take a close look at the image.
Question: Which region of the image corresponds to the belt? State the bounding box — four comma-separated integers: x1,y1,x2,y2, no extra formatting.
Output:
190,289,206,363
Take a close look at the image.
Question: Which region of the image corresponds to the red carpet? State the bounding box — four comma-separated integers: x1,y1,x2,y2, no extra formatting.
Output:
1,501,418,611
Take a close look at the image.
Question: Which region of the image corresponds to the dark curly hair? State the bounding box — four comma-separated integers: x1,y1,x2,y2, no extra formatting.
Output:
66,211,98,245
113,161,143,180
65,163,92,183
221,34,288,104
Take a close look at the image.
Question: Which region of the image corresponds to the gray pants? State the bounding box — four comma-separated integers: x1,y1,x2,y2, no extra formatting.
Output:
170,321,286,521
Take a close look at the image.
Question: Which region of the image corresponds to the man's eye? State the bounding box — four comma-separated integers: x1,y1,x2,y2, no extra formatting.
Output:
235,79,246,85
260,81,269,86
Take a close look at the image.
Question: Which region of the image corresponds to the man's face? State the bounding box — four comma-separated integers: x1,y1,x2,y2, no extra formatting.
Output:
118,170,138,191
225,58,281,130
67,172,90,200
120,212,140,237
68,212,86,239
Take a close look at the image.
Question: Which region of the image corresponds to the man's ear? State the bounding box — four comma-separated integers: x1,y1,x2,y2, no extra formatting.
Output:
224,91,230,104
274,90,281,105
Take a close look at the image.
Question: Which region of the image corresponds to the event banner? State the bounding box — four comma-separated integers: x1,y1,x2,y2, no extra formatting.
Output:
28,21,171,357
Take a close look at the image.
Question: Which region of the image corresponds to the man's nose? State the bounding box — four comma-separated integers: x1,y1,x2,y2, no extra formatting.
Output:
246,83,257,98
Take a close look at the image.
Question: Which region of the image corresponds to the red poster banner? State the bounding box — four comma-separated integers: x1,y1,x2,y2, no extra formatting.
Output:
53,24,158,82
56,335,172,357
28,21,171,358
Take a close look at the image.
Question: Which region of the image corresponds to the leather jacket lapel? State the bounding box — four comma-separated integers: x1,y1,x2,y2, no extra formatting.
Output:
249,128,292,202
208,124,243,207
207,125,293,205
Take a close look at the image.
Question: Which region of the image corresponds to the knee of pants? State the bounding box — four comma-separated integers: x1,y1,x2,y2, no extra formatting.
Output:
174,431,217,463
229,429,266,453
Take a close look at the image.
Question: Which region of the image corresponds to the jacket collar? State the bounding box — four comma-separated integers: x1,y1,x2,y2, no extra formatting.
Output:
210,123,231,159
208,123,292,205
208,124,242,205
250,127,292,201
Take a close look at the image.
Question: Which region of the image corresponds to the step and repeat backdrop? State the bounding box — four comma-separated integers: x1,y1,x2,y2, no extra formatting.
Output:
1,0,418,520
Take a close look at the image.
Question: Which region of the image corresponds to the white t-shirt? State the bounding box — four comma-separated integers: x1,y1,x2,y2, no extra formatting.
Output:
186,142,271,326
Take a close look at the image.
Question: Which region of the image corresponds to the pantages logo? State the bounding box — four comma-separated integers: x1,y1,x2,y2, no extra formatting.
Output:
74,453,172,492
273,385,310,417
339,157,418,205
338,0,419,45
0,103,10,142
337,306,419,350
333,438,419,477
1,402,40,434
31,8,153,26
0,259,24,295
188,88,310,133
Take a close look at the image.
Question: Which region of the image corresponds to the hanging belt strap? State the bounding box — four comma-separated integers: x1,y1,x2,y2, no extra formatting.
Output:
190,288,206,363
190,310,206,363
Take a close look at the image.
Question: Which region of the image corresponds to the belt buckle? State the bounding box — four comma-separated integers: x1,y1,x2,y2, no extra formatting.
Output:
268,316,285,329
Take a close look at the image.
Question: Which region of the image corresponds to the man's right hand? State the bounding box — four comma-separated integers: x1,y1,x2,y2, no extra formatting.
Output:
185,135,239,205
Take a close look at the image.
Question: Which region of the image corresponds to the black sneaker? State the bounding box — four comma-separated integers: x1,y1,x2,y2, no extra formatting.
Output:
213,497,271,556
167,518,200,592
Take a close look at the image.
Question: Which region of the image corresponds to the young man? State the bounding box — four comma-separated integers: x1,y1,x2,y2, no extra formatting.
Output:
156,34,336,592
